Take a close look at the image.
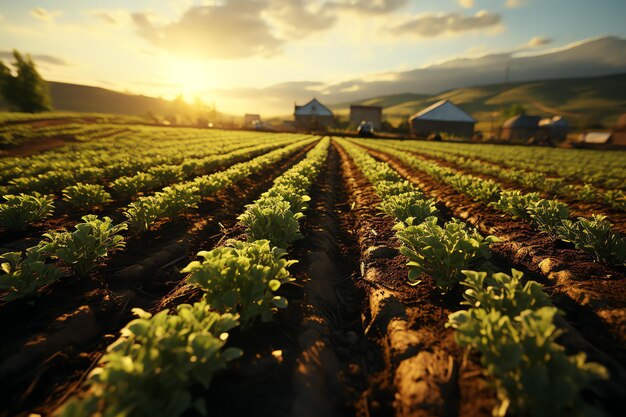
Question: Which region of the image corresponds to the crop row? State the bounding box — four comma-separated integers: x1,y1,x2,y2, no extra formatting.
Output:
0,137,316,302
382,140,625,211
356,139,626,267
0,130,307,195
383,139,626,190
0,135,301,230
56,138,330,417
336,138,608,417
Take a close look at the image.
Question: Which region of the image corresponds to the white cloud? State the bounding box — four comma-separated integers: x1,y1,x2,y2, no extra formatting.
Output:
391,10,502,38
30,7,63,22
459,0,475,8
525,36,552,48
133,1,283,59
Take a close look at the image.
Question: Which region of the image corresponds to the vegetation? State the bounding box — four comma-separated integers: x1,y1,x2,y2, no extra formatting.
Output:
0,50,52,113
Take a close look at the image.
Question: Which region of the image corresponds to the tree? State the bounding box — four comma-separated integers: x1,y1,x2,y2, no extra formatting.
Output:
500,103,525,122
0,50,52,113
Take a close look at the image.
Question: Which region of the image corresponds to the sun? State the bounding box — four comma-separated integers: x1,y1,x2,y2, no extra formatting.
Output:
165,58,216,101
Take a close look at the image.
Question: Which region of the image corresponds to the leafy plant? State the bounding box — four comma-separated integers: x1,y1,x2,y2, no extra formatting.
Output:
262,184,311,213
183,239,296,327
238,197,304,249
0,192,54,230
62,183,112,210
380,191,438,223
58,301,242,417
395,216,498,290
557,215,626,266
0,247,63,301
39,215,127,276
448,269,608,417
124,197,163,231
491,190,540,221
459,269,553,319
374,180,415,197
110,172,157,199
604,189,626,211
527,199,570,237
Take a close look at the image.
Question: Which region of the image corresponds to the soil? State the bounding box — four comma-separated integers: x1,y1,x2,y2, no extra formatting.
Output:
400,148,626,233
1,136,624,417
0,142,316,417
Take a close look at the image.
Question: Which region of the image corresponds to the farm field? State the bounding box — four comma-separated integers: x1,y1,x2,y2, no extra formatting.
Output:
0,119,625,417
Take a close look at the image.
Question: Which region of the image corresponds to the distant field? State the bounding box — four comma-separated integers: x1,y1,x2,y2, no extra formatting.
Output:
0,118,625,417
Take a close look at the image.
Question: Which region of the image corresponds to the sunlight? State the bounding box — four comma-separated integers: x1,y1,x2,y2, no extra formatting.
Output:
165,59,215,101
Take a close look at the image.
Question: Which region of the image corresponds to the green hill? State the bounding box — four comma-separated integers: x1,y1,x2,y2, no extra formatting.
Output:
332,73,626,132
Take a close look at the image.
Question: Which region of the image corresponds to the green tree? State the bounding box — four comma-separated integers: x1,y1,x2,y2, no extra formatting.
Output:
0,50,52,113
500,103,525,121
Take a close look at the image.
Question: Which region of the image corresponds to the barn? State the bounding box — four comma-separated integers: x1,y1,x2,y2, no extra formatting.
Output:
294,98,334,131
409,100,476,138
500,114,541,143
350,105,382,130
243,113,260,127
612,113,626,146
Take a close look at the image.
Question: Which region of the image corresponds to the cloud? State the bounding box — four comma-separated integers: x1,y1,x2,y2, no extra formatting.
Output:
133,1,283,59
525,36,552,48
30,7,62,22
458,0,475,8
266,0,336,39
506,0,526,8
90,10,130,25
0,50,69,66
391,11,501,37
325,0,408,14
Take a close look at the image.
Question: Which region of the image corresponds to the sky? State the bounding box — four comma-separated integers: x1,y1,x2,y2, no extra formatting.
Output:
1,0,625,115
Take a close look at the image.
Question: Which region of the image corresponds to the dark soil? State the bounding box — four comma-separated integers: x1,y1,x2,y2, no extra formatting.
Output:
0,142,316,417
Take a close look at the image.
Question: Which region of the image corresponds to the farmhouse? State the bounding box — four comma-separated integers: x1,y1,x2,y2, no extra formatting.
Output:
613,113,626,146
500,114,541,143
350,105,382,130
539,115,570,142
294,98,334,131
243,113,260,127
409,100,476,138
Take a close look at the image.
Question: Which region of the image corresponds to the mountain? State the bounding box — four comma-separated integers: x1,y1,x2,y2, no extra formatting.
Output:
330,72,626,131
217,36,626,115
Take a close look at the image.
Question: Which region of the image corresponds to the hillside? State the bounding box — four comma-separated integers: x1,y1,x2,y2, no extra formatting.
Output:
331,72,626,131
0,81,206,120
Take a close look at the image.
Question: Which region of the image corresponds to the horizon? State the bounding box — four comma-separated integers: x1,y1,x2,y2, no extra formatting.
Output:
1,1,626,116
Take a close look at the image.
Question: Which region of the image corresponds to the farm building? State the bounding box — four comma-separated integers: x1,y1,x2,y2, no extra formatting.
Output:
539,115,570,142
409,100,476,138
243,114,260,127
350,105,382,130
294,98,334,131
500,114,541,143
613,113,626,146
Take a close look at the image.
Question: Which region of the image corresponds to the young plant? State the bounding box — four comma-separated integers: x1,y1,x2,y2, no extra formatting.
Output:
110,172,157,199
380,192,438,223
39,215,127,277
182,240,296,327
62,183,112,210
0,247,63,302
238,197,303,249
491,190,540,221
374,180,415,197
557,215,626,266
527,199,570,237
124,197,163,232
58,301,242,417
604,189,626,211
0,192,54,230
395,216,498,291
449,269,608,417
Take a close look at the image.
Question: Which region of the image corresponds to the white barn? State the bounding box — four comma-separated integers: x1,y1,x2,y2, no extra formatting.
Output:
294,98,334,131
